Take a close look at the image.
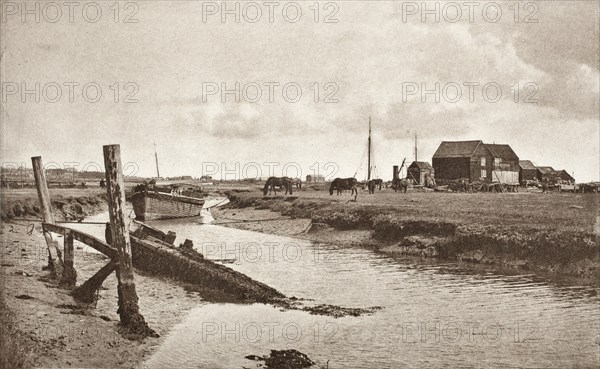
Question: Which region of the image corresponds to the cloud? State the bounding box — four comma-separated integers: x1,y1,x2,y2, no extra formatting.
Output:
1,1,598,181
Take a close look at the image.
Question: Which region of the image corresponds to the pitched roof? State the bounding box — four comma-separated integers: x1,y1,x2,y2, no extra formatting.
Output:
537,166,555,174
484,144,519,161
519,160,537,170
559,170,575,182
432,141,483,158
409,161,433,170
543,169,575,182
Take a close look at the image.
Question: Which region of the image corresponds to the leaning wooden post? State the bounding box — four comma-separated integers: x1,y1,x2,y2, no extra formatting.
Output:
103,145,155,336
73,260,118,303
31,156,63,277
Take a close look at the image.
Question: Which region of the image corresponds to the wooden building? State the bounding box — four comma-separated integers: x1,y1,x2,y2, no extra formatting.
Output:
407,161,434,185
536,166,555,176
432,140,520,184
306,174,325,183
538,167,575,183
555,170,575,183
519,160,541,183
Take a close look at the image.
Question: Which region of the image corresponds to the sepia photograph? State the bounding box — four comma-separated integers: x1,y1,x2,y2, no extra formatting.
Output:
0,1,599,368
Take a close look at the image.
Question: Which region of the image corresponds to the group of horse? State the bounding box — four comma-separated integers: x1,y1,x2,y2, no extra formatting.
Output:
262,176,408,200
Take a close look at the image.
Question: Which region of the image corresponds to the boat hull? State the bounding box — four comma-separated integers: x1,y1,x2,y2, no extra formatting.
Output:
130,191,204,220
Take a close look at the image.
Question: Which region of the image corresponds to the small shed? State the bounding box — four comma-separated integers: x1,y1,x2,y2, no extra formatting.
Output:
306,175,325,183
407,161,434,185
537,166,555,175
519,160,540,183
540,169,575,183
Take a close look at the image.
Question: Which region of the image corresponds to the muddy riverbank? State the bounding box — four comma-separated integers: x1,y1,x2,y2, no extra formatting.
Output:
0,190,275,368
0,220,208,368
212,191,600,279
1,188,109,222
1,190,377,368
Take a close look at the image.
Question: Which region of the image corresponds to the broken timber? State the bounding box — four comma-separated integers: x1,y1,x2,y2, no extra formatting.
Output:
129,223,285,303
42,219,285,306
42,222,118,302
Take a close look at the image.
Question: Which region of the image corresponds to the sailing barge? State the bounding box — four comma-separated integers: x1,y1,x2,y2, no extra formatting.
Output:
129,144,205,220
130,188,205,220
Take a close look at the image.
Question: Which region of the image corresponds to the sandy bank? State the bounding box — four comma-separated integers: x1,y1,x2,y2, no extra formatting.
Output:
0,221,206,368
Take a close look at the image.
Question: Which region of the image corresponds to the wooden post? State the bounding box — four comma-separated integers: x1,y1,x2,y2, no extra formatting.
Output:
103,145,155,336
32,156,63,277
165,231,177,244
62,229,77,287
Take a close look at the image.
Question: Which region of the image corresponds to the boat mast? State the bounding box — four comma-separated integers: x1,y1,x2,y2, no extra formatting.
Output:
154,142,160,178
414,132,418,162
367,117,372,181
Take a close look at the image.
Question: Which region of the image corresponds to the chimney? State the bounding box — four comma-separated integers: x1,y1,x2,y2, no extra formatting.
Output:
393,165,399,181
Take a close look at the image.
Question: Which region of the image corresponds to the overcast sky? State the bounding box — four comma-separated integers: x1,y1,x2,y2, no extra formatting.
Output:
1,1,598,181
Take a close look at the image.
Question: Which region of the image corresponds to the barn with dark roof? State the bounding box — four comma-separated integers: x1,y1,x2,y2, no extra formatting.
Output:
432,140,520,184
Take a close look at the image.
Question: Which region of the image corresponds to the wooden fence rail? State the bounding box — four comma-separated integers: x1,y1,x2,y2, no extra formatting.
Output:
42,223,118,259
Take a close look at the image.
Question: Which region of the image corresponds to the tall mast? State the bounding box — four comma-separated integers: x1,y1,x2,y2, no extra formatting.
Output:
367,117,372,181
154,143,160,178
414,132,418,162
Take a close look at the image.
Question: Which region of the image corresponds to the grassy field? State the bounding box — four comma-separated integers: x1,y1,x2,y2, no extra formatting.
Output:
227,186,599,233
2,184,597,233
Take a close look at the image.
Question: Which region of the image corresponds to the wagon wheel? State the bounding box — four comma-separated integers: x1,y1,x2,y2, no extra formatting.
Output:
501,183,509,193
472,181,483,192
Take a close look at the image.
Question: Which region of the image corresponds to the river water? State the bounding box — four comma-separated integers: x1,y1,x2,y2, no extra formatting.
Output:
80,203,599,368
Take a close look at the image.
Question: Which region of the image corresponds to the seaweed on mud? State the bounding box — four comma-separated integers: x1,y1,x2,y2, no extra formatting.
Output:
301,304,383,318
245,349,316,369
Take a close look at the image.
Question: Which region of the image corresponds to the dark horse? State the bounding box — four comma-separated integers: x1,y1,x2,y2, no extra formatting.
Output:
263,177,293,196
391,178,408,193
367,179,377,194
291,178,302,190
330,177,358,200
372,179,383,190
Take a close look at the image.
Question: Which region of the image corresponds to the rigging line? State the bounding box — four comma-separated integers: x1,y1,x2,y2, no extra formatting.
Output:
354,142,368,178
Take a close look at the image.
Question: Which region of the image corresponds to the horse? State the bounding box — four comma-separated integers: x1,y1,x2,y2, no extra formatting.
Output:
291,178,302,190
263,177,293,196
391,178,408,193
372,179,383,190
329,177,358,200
367,179,377,194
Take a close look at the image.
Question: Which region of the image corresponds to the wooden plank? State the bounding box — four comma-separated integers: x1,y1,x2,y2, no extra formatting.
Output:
132,220,170,241
32,156,63,277
104,144,152,334
42,223,118,259
165,231,177,244
72,260,117,303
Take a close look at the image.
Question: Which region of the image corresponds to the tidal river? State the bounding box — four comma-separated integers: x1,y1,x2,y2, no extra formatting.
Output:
81,205,599,368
